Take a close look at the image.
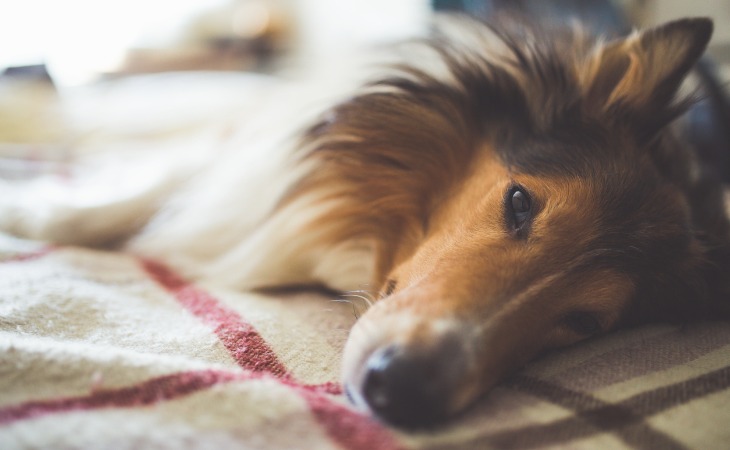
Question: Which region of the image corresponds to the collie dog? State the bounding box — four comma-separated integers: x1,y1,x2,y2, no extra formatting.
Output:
3,15,730,428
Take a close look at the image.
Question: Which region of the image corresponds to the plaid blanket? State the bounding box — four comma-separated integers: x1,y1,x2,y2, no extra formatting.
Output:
1,232,729,450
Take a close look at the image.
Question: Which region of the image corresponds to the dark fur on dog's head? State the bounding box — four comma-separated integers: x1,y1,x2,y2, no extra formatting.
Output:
284,15,730,427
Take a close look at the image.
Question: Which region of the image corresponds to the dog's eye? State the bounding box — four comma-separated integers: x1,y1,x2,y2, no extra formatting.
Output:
505,185,532,232
563,311,602,336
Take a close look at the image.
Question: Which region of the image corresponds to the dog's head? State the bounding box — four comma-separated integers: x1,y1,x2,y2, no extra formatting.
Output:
298,16,730,427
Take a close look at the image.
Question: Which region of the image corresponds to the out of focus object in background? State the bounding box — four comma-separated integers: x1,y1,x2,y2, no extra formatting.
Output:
0,0,291,85
433,0,631,35
0,0,430,86
119,0,291,75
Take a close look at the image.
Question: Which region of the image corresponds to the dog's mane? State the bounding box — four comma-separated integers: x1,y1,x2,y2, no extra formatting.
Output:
265,16,730,321
275,17,687,274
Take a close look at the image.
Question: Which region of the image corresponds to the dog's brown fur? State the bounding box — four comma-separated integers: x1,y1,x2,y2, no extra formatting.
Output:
281,16,730,427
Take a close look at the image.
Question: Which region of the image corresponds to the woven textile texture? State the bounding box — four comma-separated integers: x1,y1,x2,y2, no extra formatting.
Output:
1,233,730,449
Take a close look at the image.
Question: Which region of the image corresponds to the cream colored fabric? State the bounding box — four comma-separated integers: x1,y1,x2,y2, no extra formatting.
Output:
2,233,730,449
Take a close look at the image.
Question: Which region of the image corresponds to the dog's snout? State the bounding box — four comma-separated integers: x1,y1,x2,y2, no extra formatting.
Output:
360,341,463,428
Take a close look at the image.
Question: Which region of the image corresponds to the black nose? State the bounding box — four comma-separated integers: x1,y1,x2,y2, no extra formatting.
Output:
361,343,462,428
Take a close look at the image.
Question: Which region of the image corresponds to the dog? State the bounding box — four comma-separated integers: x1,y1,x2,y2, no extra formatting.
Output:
2,14,730,429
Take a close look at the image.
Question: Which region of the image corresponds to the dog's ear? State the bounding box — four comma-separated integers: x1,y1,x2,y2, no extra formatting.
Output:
583,18,712,137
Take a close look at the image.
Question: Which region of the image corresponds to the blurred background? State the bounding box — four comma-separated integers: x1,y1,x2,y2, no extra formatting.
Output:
1,0,729,182
1,0,729,85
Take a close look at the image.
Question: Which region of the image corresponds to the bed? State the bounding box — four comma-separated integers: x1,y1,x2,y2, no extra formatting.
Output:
1,72,729,450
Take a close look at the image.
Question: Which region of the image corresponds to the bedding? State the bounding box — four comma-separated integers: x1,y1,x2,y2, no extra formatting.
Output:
1,72,729,449
2,232,730,449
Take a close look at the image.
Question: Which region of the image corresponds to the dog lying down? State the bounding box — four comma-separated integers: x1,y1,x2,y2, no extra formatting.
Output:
3,15,730,428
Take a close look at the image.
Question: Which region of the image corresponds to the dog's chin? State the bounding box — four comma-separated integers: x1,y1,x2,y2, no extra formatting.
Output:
341,312,483,429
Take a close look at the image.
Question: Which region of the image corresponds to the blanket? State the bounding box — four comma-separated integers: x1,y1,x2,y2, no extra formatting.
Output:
1,72,730,450
1,233,730,450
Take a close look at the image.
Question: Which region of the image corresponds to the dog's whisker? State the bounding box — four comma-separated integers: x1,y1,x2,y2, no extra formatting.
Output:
330,298,361,319
342,293,374,308
347,289,377,302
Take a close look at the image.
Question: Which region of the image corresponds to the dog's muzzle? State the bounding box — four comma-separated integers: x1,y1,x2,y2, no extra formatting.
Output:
344,324,470,429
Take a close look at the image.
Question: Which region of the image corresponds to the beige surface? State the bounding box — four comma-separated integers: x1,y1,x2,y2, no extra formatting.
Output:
1,232,730,449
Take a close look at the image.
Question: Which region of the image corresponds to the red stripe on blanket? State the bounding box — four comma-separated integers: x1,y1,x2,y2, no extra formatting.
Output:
0,370,404,450
139,260,401,449
4,248,399,448
0,370,239,424
297,386,406,450
141,259,289,377
1,246,55,263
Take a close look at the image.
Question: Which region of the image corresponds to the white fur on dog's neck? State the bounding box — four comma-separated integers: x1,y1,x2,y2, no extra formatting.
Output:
123,77,380,292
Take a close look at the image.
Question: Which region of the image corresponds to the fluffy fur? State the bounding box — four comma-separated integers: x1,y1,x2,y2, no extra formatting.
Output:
3,15,730,428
